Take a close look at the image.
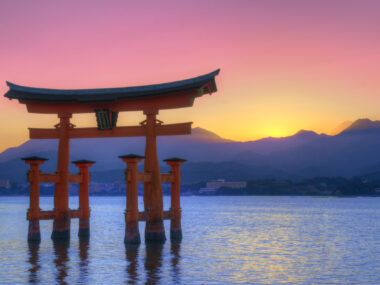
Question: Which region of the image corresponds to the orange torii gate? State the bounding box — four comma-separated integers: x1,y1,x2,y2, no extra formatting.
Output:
4,70,220,244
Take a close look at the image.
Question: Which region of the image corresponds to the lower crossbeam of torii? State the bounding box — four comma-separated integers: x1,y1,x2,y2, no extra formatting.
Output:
3,69,220,244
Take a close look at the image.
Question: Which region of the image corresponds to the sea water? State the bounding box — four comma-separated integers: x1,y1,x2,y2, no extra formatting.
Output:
0,196,379,284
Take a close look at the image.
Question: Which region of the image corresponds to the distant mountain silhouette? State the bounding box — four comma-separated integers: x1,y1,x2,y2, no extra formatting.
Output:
2,119,380,183
236,129,323,156
187,127,232,143
341,118,380,133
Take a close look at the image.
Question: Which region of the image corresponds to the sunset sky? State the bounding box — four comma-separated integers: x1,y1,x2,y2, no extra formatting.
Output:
0,0,379,152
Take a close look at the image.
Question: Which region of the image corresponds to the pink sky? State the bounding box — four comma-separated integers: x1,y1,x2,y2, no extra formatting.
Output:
0,0,379,151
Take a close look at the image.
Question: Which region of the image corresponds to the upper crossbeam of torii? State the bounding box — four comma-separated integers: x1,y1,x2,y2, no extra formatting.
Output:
4,69,220,244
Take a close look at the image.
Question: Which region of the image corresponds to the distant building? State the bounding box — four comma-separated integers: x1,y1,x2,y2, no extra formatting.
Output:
199,179,247,194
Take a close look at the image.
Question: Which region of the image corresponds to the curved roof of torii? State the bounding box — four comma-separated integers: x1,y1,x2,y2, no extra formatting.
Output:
4,69,220,103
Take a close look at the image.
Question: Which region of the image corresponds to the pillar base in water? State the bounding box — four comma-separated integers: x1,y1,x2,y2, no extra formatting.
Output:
170,229,182,241
51,228,70,240
78,219,90,237
51,213,71,240
28,219,41,242
170,218,182,241
145,220,166,243
78,227,89,237
125,221,141,244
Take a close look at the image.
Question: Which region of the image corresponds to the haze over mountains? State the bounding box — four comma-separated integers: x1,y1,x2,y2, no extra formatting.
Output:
1,118,380,184
329,120,352,135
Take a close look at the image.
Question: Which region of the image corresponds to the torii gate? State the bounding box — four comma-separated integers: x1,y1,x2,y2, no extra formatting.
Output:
4,69,220,244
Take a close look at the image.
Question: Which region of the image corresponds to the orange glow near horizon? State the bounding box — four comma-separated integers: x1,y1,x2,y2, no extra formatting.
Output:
1,1,380,152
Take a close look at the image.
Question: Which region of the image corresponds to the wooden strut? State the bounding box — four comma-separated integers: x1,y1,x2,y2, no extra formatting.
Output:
29,173,82,184
126,172,173,183
27,209,82,220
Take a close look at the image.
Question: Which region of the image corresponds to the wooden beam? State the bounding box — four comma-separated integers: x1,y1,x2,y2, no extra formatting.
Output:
69,174,82,184
69,125,146,138
39,174,60,183
70,209,81,219
161,173,173,183
28,128,59,139
131,172,176,183
163,210,172,220
29,122,192,139
38,210,55,220
29,125,144,139
137,172,151,182
27,209,82,220
138,211,149,221
138,210,172,221
31,173,81,183
156,122,192,136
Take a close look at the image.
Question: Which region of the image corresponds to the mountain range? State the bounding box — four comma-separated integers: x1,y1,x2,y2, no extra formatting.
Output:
1,118,380,184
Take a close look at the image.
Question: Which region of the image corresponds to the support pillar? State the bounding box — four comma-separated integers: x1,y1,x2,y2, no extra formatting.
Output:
22,156,48,242
164,158,186,241
73,160,95,237
143,110,166,243
119,154,144,244
52,113,72,240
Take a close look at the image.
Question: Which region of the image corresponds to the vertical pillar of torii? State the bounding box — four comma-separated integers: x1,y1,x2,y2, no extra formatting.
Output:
143,110,166,242
164,158,186,241
23,156,47,241
73,160,95,237
119,154,144,244
52,113,72,239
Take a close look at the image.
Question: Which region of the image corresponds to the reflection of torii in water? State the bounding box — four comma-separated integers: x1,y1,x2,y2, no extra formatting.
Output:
4,69,220,244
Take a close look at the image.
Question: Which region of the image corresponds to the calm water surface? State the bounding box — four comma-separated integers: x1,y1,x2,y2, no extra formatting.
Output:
0,196,379,284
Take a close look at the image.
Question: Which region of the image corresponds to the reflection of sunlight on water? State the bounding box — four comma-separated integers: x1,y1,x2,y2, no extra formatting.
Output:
196,211,313,283
183,197,380,284
227,212,313,284
1,196,378,284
